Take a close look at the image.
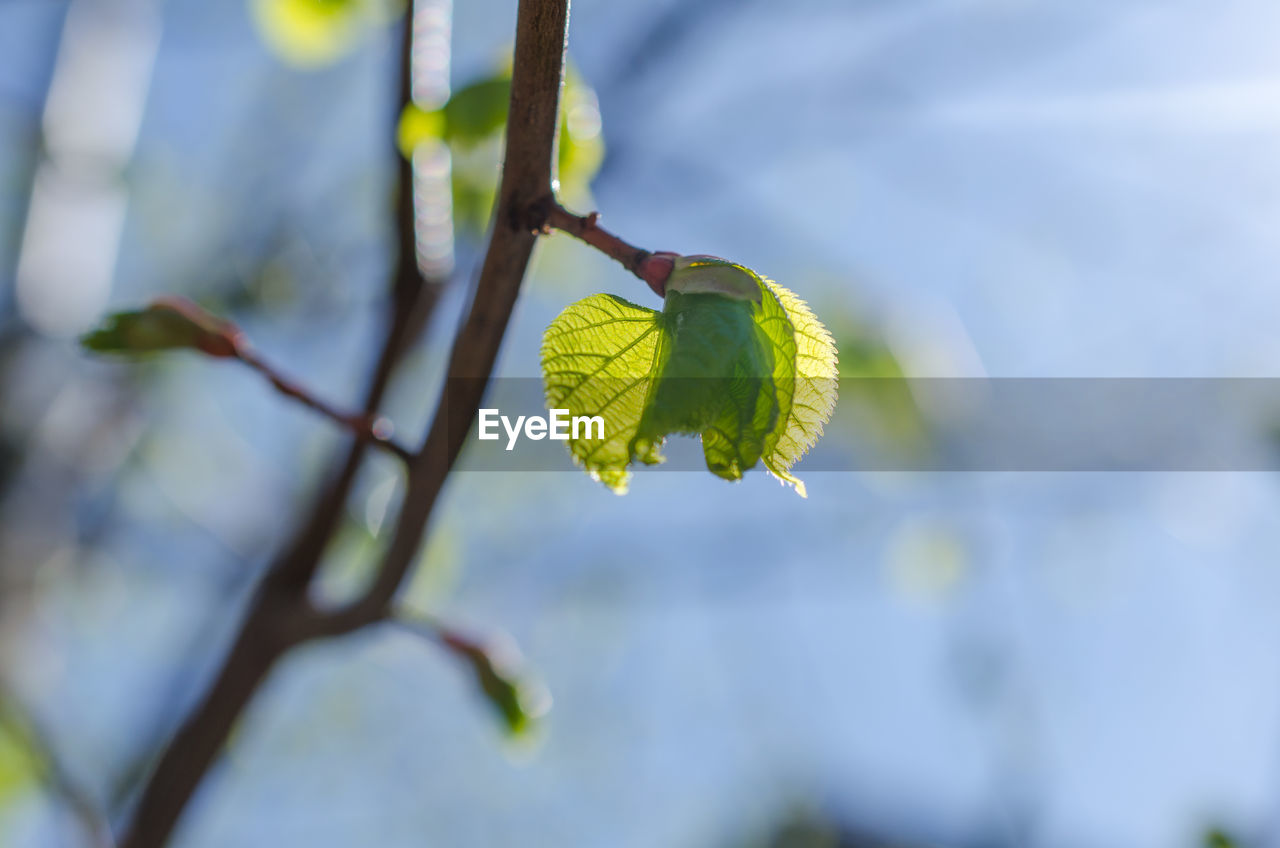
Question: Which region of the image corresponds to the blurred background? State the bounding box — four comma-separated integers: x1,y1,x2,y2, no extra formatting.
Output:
3,0,1280,846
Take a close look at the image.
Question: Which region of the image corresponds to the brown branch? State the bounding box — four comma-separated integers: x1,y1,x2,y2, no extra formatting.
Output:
116,602,301,848
236,348,414,464
252,0,448,602
117,1,569,845
257,2,447,595
254,285,432,598
311,0,573,636
118,5,442,847
543,200,676,297
133,295,418,463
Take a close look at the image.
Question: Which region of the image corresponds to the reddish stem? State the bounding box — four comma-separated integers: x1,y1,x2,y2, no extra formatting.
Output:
236,349,413,464
543,202,675,297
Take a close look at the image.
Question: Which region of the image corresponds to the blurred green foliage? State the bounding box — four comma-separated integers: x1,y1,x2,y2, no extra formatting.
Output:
250,0,401,68
821,302,928,462
399,67,604,234
1205,829,1241,848
0,727,33,814
0,700,42,819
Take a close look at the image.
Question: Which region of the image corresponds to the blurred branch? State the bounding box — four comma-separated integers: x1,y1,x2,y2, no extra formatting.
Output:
0,690,114,848
235,346,413,464
263,1,445,595
83,297,415,462
118,1,569,845
313,0,571,636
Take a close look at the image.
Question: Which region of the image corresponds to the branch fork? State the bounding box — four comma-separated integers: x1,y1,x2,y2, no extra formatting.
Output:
119,3,673,844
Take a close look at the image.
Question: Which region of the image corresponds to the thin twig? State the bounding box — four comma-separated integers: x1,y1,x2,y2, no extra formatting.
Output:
236,348,414,464
261,0,446,594
138,295,418,463
314,0,573,636
117,5,441,846
542,199,675,297
117,2,569,845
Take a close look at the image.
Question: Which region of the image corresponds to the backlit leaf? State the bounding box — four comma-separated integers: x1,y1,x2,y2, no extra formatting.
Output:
759,279,838,497
541,294,665,494
541,256,838,496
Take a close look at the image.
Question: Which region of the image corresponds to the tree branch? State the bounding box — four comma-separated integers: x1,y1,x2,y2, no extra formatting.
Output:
542,199,675,297
235,347,413,464
262,3,445,594
118,6,444,846
104,295,417,463
117,1,570,844
316,0,573,635
116,604,295,848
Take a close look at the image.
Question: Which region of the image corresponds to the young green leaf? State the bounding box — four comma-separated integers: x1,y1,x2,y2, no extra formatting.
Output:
758,279,838,497
80,297,244,359
437,629,549,737
541,294,665,494
541,256,837,496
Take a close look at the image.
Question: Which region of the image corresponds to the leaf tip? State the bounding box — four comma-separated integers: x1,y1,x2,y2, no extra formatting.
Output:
441,629,550,737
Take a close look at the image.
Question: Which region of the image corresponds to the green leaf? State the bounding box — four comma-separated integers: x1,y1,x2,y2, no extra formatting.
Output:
398,66,605,232
541,294,665,494
541,256,838,496
80,297,244,358
441,77,513,145
80,298,241,358
758,279,838,497
437,628,549,737
249,0,372,68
